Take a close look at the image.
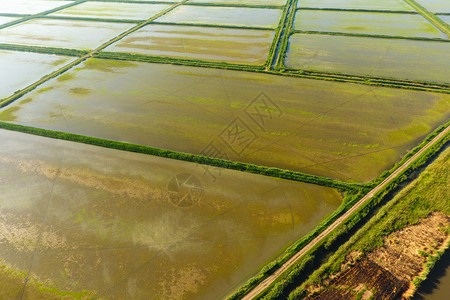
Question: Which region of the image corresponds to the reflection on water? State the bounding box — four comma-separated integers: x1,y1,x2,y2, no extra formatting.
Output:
2,59,449,181
0,129,341,299
414,249,450,300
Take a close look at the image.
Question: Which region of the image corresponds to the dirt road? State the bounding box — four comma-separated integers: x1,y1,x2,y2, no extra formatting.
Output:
242,125,449,300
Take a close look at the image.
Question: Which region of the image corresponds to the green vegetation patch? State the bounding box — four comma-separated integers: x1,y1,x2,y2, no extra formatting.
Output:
0,18,134,50
104,24,275,65
2,59,449,181
293,10,447,39
285,34,450,84
154,5,283,29
50,1,172,20
288,141,450,299
296,0,415,12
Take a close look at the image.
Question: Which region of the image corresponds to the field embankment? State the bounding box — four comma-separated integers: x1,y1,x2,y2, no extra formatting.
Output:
289,145,450,299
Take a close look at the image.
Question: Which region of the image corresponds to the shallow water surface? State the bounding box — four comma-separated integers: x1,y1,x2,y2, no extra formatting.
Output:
294,10,447,39
1,59,449,182
0,18,134,50
51,2,172,20
0,0,69,14
285,34,450,83
105,24,275,64
155,5,283,28
0,129,342,299
0,50,73,100
416,0,450,14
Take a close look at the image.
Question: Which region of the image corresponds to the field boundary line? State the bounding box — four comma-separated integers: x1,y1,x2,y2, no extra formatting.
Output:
403,0,450,38
296,7,419,14
240,124,450,299
0,0,89,30
0,121,360,192
292,30,450,42
0,0,189,109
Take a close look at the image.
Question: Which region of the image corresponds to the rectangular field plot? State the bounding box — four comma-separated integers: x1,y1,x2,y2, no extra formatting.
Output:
285,34,450,84
154,5,283,28
438,14,450,25
297,0,414,11
0,19,134,50
50,2,172,21
0,129,341,299
188,0,288,6
416,0,450,13
293,10,447,39
1,59,449,182
0,0,70,14
0,16,17,26
0,50,73,100
104,24,275,65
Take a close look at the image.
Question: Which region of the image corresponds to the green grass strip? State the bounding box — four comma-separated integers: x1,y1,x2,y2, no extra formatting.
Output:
0,121,360,192
274,0,299,70
38,15,141,24
184,2,284,9
288,140,450,299
0,43,88,57
296,7,419,14
403,0,450,37
95,51,265,71
293,30,450,42
264,0,293,69
149,21,274,30
228,124,449,299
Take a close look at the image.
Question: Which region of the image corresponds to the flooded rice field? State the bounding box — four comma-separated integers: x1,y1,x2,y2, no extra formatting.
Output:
154,5,283,28
50,2,172,21
0,129,342,299
437,14,450,25
189,0,288,5
293,10,447,39
285,34,450,83
1,58,448,182
1,0,69,15
296,0,414,11
105,24,275,64
416,0,450,14
0,50,73,100
0,16,17,26
0,18,134,50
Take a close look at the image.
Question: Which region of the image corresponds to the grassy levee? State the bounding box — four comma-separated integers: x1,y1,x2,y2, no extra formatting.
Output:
265,0,294,69
38,15,141,24
0,121,359,192
149,21,274,31
413,240,450,289
403,0,450,38
0,13,31,18
0,43,88,57
296,7,419,14
0,0,87,30
0,0,190,109
225,192,364,300
228,124,449,299
372,122,450,187
292,30,450,42
288,141,450,299
95,51,265,71
273,0,298,70
184,2,284,9
282,69,450,93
